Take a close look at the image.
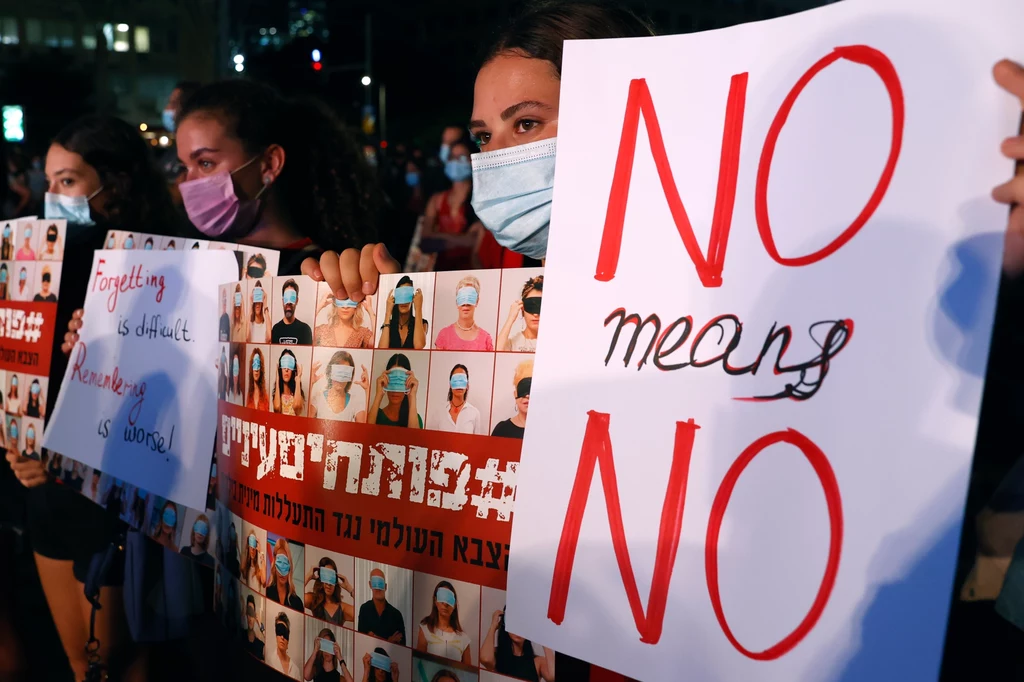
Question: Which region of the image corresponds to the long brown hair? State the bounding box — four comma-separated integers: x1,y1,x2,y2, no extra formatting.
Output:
269,538,297,602
420,580,463,634
232,283,243,325
247,348,267,407
250,281,267,324
241,530,259,582
310,557,341,614
313,627,336,675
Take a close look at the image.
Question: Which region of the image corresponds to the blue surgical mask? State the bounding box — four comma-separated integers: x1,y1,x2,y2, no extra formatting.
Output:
275,553,291,577
405,172,420,188
162,109,177,132
44,188,103,226
144,242,153,250
471,137,556,260
124,237,134,249
445,158,472,183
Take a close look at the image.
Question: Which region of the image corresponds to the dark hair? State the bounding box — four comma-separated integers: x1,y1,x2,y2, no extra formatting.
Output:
174,81,202,106
281,278,299,295
387,276,418,348
420,580,463,634
52,115,181,235
370,646,395,682
430,671,459,682
447,364,469,402
276,349,303,404
230,344,244,396
522,275,543,298
247,347,266,408
177,80,382,251
313,626,337,674
484,1,655,77
385,353,413,427
250,282,266,323
311,557,340,616
246,594,255,609
496,610,536,672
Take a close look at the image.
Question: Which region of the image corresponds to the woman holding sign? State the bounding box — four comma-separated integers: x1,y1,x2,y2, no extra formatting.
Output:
433,276,493,351
273,349,307,416
304,557,355,626
370,354,422,429
249,281,272,343
310,351,369,423
416,581,472,665
303,627,353,682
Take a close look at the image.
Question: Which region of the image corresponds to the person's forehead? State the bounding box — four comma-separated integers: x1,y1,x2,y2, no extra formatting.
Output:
472,54,559,116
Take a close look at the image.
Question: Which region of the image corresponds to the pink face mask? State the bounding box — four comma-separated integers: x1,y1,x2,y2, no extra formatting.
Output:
179,157,269,239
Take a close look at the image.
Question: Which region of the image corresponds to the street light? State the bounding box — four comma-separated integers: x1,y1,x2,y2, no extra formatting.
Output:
139,123,148,131
311,49,321,62
361,76,371,86
233,54,245,65
235,63,244,73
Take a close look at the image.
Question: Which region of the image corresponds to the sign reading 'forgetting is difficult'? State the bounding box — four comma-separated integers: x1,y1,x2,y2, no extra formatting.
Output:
505,0,1024,680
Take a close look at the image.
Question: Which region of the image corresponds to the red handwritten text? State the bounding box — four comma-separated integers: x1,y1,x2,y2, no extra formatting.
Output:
92,258,167,313
69,341,147,424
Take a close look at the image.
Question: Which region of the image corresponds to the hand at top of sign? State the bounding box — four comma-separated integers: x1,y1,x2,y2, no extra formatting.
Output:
994,60,1024,277
300,244,400,304
61,308,84,356
356,365,370,396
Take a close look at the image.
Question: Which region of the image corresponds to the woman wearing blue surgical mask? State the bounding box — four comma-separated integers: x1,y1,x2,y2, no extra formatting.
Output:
247,346,270,412
249,280,272,343
310,350,370,423
266,538,304,611
427,365,485,435
241,530,266,592
299,2,653,293
14,223,35,260
25,378,43,418
179,513,215,567
231,282,247,342
0,222,13,259
434,275,493,351
303,557,355,626
273,348,307,416
419,138,482,271
229,344,244,404
303,626,353,682
151,500,179,549
416,580,472,665
361,647,399,682
0,263,8,301
5,373,20,416
378,277,428,350
314,289,375,349
20,423,39,460
371,353,422,429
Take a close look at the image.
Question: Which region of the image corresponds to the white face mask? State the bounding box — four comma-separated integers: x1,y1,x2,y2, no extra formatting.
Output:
470,138,557,261
44,187,104,226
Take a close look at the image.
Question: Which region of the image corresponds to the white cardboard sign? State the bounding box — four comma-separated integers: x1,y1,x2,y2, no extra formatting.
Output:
505,0,1024,679
44,251,237,510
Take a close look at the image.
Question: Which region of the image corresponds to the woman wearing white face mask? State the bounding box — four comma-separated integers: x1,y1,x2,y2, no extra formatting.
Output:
299,1,654,293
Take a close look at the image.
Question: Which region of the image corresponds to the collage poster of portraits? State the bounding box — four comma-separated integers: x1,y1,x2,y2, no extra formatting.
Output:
216,268,559,682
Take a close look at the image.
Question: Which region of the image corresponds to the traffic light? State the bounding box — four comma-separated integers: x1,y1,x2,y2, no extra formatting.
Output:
312,62,322,71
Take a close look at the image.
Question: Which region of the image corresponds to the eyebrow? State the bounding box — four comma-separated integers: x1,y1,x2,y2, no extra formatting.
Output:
469,100,553,128
50,168,79,177
189,147,219,160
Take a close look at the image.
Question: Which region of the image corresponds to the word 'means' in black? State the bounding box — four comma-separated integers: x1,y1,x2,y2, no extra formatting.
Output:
604,308,853,401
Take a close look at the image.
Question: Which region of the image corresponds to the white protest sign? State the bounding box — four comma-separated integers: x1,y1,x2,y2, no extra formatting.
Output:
44,251,237,510
505,0,1024,679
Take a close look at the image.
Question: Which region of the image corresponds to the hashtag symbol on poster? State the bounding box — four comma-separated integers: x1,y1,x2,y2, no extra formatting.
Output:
470,459,518,522
6,309,26,341
22,311,43,343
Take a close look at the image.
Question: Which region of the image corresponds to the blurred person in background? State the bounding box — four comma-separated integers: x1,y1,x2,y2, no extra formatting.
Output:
26,155,47,215
4,150,30,219
419,136,480,271
158,81,202,206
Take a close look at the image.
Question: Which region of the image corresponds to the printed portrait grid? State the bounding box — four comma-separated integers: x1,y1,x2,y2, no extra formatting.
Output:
0,218,66,303
217,267,544,440
214,509,553,682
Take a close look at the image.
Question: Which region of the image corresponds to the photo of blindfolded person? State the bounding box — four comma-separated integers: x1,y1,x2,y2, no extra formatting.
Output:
38,221,64,260
426,357,493,435
33,263,59,302
267,534,306,611
15,220,36,260
162,237,180,250
479,591,553,682
433,272,499,352
102,231,118,250
142,236,155,250
187,239,204,250
354,635,409,682
356,562,411,645
5,372,21,415
123,485,147,529
247,345,271,411
415,576,479,665
218,343,230,401
497,272,543,352
85,469,102,503
24,377,46,418
370,352,426,429
220,511,241,579
309,348,371,422
268,609,304,680
206,458,217,510
240,588,267,661
19,418,40,460
304,622,354,682
241,524,267,593
1,223,15,259
11,263,32,301
377,273,431,350
243,251,279,280
231,282,248,342
304,552,355,626
315,281,375,348
178,509,215,567
273,346,309,416
150,498,181,550
0,263,10,300
249,279,273,343
227,342,245,405
490,357,532,440
274,277,314,345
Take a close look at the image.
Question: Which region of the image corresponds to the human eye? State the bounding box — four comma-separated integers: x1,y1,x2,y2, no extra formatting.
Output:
198,158,216,171
60,177,75,187
514,118,541,135
470,130,491,147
